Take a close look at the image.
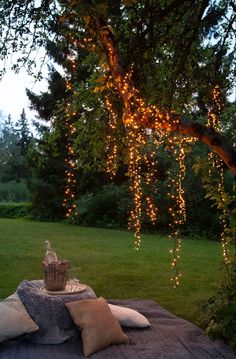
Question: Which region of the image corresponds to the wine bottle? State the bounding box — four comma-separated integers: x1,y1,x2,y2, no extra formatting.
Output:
44,240,58,264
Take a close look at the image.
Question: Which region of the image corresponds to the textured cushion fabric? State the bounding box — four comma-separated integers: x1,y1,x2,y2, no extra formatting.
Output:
0,293,39,343
0,299,236,359
108,303,150,328
16,280,97,344
66,297,129,357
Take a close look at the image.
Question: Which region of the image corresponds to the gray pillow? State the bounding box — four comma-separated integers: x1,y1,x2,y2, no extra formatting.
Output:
17,279,97,344
0,293,39,343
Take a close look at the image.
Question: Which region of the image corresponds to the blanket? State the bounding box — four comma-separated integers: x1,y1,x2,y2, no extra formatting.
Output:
0,299,235,359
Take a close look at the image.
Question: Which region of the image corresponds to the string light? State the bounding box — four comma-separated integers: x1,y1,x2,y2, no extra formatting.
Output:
105,95,119,178
143,138,161,225
62,35,80,219
62,28,93,220
104,66,185,253
127,125,144,250
207,85,231,265
62,29,106,220
63,81,79,220
63,27,231,282
167,135,187,287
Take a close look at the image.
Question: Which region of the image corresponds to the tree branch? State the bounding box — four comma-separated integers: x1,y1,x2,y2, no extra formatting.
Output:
175,117,236,175
94,15,236,175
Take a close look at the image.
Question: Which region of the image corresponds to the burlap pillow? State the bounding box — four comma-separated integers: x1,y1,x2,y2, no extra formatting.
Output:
65,297,129,357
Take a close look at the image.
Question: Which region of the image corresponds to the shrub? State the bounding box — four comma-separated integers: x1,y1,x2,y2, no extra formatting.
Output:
0,181,30,202
29,176,66,222
71,183,130,228
200,210,236,349
0,202,31,218
200,262,236,350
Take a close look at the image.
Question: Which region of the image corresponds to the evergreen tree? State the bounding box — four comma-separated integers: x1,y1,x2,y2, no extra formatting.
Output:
15,109,32,157
0,112,32,201
0,115,20,182
26,68,69,220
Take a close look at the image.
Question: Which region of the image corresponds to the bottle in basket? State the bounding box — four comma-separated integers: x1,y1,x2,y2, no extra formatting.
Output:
44,240,58,264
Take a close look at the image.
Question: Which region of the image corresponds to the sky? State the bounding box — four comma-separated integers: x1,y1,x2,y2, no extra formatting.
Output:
0,69,48,124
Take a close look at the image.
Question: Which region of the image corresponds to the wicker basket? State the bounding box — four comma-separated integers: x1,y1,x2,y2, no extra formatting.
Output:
42,260,70,291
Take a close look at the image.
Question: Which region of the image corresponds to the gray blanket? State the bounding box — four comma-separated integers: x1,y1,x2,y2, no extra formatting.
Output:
0,299,235,359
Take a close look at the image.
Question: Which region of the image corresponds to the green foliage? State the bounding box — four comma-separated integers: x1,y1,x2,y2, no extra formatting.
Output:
28,151,67,221
7,0,234,229
220,102,236,146
193,156,235,224
0,112,33,204
0,202,31,218
72,183,130,228
27,69,69,221
0,180,30,202
200,261,236,349
193,153,236,349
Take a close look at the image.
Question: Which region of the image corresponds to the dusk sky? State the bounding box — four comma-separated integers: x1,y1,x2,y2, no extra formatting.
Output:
0,69,48,123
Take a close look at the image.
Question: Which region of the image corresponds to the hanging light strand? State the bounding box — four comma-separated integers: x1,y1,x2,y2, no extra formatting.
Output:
207,85,230,265
104,65,180,249
105,95,119,179
167,136,187,287
143,135,162,225
127,124,145,250
62,75,79,220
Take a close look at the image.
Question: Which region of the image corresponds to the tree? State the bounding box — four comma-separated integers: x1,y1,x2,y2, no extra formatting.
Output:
0,114,20,182
0,112,32,201
0,1,235,171
1,0,236,345
1,0,235,241
15,109,32,157
26,68,69,220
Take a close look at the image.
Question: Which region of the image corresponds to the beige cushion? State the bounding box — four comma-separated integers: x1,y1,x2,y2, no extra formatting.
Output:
108,303,150,328
66,297,129,357
0,293,39,343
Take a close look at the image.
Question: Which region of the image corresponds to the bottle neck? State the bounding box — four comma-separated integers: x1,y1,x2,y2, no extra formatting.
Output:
45,241,51,252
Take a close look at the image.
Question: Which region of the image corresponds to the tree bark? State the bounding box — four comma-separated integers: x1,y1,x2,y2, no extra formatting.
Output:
176,117,236,175
95,18,236,176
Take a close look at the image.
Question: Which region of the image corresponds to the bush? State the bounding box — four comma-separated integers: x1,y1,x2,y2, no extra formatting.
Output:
71,183,130,228
0,202,31,218
200,259,236,350
29,176,66,222
0,181,30,202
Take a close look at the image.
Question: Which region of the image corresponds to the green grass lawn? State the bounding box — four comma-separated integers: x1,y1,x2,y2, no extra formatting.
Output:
0,218,225,325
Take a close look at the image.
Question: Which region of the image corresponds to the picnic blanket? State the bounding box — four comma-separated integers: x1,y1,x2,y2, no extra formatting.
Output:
0,298,235,359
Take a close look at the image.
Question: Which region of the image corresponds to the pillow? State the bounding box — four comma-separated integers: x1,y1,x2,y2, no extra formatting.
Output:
0,293,39,343
65,297,129,357
108,303,150,328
